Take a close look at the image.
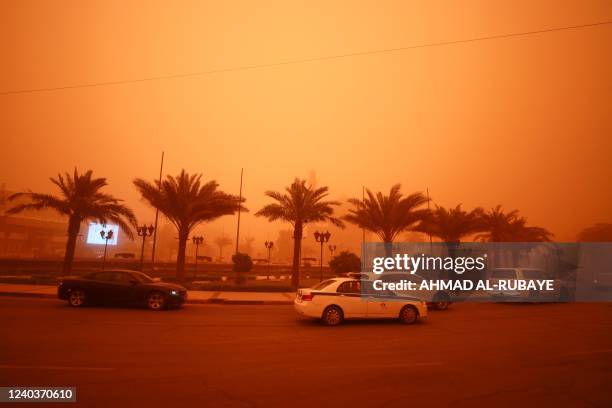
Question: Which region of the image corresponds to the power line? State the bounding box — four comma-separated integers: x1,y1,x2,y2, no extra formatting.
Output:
1,20,610,96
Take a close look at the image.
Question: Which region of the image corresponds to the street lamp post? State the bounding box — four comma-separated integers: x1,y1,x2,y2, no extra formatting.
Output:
314,231,331,281
100,229,114,270
137,224,155,270
192,236,204,276
328,244,337,263
264,241,274,279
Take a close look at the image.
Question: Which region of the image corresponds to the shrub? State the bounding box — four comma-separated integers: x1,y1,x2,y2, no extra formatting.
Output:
232,252,253,273
329,251,361,274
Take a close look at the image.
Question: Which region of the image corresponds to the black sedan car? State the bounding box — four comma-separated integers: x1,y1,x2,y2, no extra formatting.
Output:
58,269,187,311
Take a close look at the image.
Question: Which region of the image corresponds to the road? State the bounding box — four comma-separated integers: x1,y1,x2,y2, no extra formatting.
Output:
0,298,611,407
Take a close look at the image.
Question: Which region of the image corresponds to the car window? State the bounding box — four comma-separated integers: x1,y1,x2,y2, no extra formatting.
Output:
491,269,517,279
132,272,154,283
89,272,116,282
337,281,361,294
362,281,396,297
312,279,336,291
410,275,425,283
113,272,135,283
382,274,422,284
381,274,403,283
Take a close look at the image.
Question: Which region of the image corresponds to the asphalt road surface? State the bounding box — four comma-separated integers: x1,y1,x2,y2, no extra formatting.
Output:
1,297,611,407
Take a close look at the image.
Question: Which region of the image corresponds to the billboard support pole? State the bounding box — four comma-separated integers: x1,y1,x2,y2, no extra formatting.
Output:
151,151,164,267
427,188,433,250
235,168,243,255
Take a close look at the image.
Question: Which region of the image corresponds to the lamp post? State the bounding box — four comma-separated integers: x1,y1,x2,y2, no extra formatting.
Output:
328,244,337,263
264,241,274,278
137,224,155,270
100,229,114,270
314,231,331,281
192,236,204,276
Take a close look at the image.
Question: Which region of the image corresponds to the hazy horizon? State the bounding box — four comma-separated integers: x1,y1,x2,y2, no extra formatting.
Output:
1,1,611,245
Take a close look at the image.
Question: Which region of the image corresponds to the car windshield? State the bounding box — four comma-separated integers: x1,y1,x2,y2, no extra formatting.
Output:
522,270,550,279
131,272,155,283
491,269,517,279
312,279,336,291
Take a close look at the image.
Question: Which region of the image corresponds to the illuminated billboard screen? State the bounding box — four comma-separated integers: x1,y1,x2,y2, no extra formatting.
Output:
86,222,119,245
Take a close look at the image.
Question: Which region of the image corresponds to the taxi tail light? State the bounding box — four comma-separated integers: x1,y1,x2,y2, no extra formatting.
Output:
301,293,315,301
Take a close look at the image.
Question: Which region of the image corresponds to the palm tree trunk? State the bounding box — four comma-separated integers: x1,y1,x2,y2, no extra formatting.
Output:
176,229,189,282
446,241,459,281
62,215,80,274
383,241,393,258
291,223,303,289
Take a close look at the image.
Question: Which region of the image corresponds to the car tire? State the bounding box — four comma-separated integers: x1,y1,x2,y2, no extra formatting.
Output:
559,287,570,302
399,305,418,324
68,289,86,307
528,289,541,302
433,292,451,310
322,305,343,326
147,291,166,311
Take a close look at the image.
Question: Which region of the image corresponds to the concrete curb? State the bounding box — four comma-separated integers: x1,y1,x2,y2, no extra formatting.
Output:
210,300,293,305
0,292,56,299
0,291,293,305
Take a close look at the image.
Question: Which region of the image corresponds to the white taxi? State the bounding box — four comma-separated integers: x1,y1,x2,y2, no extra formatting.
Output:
375,272,453,310
294,277,427,326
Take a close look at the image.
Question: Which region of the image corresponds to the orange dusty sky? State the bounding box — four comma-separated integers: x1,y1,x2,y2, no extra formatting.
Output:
0,0,611,250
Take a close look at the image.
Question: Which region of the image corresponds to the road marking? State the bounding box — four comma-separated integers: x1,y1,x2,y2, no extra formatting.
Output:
561,349,612,357
356,361,445,369
291,361,445,372
0,365,115,371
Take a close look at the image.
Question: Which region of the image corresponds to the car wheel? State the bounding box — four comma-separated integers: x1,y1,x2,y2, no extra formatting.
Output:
68,289,86,307
399,305,418,324
433,292,451,310
528,289,540,302
322,305,343,326
559,287,570,302
147,291,166,311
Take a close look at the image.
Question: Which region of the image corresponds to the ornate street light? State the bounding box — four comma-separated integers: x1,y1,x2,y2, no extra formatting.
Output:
100,229,114,270
192,236,204,276
314,231,331,281
328,244,337,262
264,241,274,278
137,224,155,270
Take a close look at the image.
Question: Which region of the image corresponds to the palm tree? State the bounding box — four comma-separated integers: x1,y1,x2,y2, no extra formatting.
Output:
5,169,136,273
344,184,429,256
577,223,612,242
475,205,520,242
476,205,552,266
477,205,552,242
255,178,344,289
506,217,552,242
134,170,245,282
416,204,484,276
419,204,484,244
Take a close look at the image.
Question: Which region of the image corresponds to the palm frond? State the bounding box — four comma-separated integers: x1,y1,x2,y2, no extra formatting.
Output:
344,185,428,242
134,170,244,237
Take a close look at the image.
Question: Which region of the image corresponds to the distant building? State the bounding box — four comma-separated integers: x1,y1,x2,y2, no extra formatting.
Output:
0,184,137,259
0,215,67,258
0,184,66,258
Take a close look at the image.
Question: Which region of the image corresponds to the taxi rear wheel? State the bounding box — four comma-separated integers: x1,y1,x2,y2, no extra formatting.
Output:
399,305,418,324
322,305,343,326
433,292,451,310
